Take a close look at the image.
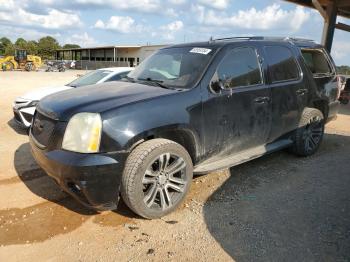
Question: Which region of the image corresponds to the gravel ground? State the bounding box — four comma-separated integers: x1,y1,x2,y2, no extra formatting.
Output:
0,71,349,261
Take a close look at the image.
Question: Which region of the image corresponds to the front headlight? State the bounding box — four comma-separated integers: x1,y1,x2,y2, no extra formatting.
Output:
62,113,102,153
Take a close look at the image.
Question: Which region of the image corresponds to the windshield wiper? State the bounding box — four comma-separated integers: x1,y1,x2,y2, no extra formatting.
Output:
137,77,172,89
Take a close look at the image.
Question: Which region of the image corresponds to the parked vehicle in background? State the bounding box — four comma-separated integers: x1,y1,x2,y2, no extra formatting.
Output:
13,67,133,127
339,76,350,104
29,37,340,219
45,61,66,72
0,49,42,71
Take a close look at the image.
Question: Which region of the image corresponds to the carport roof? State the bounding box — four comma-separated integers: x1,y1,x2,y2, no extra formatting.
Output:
284,0,350,19
56,44,167,52
57,45,141,51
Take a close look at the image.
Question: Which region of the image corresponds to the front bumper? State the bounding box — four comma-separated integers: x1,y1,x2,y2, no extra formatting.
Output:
13,106,36,127
29,133,128,210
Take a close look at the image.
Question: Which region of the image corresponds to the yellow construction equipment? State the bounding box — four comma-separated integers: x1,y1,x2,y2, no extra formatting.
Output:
0,49,42,71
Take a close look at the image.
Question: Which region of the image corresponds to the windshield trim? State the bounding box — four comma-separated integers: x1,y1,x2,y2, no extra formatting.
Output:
129,46,221,90
190,45,222,89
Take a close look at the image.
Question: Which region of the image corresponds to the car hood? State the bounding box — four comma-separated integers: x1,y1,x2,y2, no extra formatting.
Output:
38,81,179,121
19,85,72,101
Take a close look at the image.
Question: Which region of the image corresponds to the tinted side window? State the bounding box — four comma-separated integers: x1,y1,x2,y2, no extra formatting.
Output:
265,46,300,83
301,49,332,74
216,47,262,89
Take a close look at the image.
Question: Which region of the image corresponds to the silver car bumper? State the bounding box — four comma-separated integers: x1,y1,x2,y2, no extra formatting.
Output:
13,99,36,127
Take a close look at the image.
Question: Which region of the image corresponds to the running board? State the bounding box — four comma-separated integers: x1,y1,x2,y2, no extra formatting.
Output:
193,139,293,174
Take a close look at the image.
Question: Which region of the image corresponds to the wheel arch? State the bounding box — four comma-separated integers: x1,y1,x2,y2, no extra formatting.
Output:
312,99,329,119
125,125,200,165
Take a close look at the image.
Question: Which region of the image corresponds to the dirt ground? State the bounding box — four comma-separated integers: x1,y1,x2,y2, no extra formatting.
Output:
0,71,349,262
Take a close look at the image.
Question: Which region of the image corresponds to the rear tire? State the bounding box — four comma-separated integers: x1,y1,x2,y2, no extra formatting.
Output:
290,108,325,156
25,62,36,71
121,139,193,219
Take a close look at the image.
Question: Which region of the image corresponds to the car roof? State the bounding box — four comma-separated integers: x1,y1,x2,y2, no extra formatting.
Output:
164,36,323,50
97,67,133,73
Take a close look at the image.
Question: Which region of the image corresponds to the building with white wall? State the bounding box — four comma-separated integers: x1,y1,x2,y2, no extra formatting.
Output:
55,44,168,68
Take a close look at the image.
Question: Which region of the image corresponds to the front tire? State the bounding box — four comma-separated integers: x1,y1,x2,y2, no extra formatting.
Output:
121,139,193,219
290,108,325,156
3,62,14,71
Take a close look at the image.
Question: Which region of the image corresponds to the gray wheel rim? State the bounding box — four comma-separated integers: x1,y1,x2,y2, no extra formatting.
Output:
142,153,187,210
303,115,323,152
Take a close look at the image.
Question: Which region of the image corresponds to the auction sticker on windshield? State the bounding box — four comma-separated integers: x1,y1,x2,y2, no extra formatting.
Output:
190,48,212,55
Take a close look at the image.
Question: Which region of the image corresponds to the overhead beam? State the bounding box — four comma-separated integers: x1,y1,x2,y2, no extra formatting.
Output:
312,0,327,20
335,22,350,32
337,0,350,7
321,1,338,52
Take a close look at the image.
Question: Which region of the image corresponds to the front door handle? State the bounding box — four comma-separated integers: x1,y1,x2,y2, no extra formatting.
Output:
254,97,270,104
296,89,308,96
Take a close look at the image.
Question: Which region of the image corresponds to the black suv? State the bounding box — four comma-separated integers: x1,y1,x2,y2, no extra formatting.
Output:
29,37,340,218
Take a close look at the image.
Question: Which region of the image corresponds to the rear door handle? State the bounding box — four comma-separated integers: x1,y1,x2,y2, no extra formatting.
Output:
296,89,308,96
254,97,270,104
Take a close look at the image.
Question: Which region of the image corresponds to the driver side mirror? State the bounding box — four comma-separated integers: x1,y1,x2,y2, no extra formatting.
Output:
210,80,225,93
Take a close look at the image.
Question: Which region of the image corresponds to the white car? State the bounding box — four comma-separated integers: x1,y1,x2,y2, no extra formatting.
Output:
13,67,133,127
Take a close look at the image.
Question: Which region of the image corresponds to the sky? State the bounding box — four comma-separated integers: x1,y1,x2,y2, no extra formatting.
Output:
0,0,349,65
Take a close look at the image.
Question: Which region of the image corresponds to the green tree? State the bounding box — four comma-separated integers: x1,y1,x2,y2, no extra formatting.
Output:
0,37,12,55
26,40,39,55
337,66,350,75
37,36,60,59
15,38,27,49
62,44,81,49
4,43,15,56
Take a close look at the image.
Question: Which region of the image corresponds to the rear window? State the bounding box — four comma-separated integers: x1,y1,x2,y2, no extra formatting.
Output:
105,71,131,82
67,70,112,87
301,49,332,75
265,45,300,83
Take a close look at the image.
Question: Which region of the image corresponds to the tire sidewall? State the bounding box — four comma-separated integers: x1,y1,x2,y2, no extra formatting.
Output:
295,108,325,156
126,142,193,219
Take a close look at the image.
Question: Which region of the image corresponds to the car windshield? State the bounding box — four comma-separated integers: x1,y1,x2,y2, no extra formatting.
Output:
127,46,217,89
67,70,113,87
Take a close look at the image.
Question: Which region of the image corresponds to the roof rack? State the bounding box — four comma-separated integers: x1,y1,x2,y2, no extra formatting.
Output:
212,36,315,43
213,36,264,41
284,37,315,42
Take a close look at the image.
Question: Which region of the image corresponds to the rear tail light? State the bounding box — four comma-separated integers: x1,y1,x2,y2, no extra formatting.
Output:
336,75,345,99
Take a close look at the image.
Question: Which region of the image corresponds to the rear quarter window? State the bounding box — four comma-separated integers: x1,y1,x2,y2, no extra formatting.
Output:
264,45,300,83
301,48,333,75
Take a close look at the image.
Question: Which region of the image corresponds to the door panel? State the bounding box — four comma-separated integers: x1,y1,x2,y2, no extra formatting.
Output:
201,45,272,162
268,82,305,141
263,44,308,142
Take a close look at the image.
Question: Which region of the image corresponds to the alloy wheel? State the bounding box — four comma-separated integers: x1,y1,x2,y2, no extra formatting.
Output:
302,115,323,153
142,153,187,210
